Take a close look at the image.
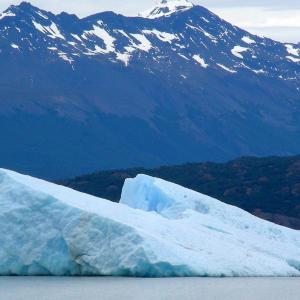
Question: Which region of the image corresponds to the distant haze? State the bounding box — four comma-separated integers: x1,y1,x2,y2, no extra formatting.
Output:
0,0,300,42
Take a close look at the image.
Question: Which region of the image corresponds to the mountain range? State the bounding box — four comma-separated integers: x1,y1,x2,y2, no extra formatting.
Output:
0,0,300,178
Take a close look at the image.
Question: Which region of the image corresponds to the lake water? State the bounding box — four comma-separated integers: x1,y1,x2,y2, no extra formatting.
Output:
0,277,299,300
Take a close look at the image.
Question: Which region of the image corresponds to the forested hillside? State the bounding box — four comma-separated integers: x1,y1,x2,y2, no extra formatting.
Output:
60,156,300,230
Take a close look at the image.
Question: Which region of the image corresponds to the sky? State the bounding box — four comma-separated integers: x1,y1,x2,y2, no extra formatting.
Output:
1,0,300,43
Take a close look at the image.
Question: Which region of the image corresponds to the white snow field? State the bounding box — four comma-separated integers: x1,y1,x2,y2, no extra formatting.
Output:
0,169,300,277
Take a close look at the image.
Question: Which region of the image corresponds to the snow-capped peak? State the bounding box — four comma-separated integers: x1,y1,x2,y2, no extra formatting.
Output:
141,0,194,19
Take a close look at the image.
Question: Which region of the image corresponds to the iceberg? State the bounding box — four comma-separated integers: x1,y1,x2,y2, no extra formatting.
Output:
0,169,300,277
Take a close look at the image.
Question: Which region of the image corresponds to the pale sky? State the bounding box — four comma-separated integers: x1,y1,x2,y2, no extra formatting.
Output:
1,0,300,43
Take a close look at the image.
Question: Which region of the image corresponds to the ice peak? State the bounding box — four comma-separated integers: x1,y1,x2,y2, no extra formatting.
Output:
141,0,194,19
2,169,300,277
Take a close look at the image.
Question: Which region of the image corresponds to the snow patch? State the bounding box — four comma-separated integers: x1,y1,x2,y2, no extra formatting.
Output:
118,30,131,39
0,11,15,20
68,41,77,46
32,21,65,40
286,56,300,63
193,55,209,68
143,30,178,43
252,69,266,74
11,43,19,50
217,63,236,73
83,26,115,52
178,53,189,60
48,22,65,40
82,26,117,55
285,44,299,57
71,34,82,42
32,20,45,33
58,52,74,64
186,24,217,41
130,34,152,52
242,36,256,44
231,46,249,59
116,52,131,66
37,11,49,20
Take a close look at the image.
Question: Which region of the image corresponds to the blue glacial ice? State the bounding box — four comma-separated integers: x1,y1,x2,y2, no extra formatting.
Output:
0,169,300,276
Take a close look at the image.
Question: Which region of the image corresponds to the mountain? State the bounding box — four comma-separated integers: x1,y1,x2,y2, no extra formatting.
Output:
0,1,300,178
1,168,300,276
60,155,300,230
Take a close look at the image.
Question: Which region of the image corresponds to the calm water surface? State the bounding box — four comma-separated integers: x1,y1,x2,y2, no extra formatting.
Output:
0,277,299,300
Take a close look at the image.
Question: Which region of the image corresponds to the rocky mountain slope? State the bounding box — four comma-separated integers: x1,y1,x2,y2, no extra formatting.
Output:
0,1,300,178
